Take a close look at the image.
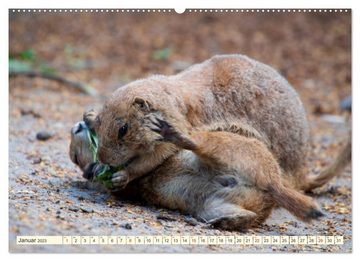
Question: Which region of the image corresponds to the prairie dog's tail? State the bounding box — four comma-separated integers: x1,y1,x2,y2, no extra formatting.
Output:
267,134,351,221
269,183,324,222
303,136,351,192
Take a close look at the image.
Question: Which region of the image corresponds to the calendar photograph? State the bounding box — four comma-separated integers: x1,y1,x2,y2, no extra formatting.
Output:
9,8,352,253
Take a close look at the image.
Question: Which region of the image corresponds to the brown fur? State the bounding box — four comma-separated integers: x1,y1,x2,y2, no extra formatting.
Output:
70,54,351,230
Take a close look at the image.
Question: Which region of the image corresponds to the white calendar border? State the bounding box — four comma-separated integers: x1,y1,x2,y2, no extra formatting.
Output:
2,0,358,261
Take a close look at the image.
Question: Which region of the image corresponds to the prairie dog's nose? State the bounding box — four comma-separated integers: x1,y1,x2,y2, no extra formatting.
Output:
71,121,87,135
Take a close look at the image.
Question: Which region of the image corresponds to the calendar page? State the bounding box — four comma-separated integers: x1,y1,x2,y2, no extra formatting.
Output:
8,7,352,253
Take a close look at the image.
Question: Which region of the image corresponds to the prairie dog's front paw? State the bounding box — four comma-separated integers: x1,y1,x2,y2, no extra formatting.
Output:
144,113,197,150
144,113,171,137
110,170,129,191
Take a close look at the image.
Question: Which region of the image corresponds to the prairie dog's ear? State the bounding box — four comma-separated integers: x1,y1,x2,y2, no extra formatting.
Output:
133,97,152,112
83,109,100,131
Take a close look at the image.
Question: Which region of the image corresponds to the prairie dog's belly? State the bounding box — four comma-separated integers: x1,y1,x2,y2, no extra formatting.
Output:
139,150,254,213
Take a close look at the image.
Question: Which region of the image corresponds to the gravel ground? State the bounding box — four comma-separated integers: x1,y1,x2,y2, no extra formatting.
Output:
9,10,351,253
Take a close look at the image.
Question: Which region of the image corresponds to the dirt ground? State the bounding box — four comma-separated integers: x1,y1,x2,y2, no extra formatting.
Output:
9,10,352,253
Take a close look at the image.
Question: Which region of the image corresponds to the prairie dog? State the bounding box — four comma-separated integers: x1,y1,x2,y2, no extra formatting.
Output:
92,54,312,189
70,120,323,229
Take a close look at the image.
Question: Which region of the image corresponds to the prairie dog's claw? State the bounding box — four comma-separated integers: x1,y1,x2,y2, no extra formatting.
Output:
145,114,196,150
110,170,129,191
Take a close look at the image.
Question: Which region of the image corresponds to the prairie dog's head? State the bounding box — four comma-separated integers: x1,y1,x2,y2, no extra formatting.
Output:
91,80,183,169
69,121,95,172
93,97,163,168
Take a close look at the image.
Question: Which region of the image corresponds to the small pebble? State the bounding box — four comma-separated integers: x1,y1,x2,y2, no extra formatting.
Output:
32,157,42,164
121,223,132,230
36,131,52,141
156,214,176,222
68,206,79,212
340,96,351,112
56,215,65,221
184,216,198,226
80,207,94,213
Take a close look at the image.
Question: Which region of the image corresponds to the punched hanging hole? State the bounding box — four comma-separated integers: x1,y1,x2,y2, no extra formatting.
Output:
175,8,186,14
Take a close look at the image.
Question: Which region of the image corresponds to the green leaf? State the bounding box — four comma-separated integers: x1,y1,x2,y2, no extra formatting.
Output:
19,49,35,61
9,59,32,73
94,165,114,189
85,127,124,189
87,130,98,162
152,48,171,61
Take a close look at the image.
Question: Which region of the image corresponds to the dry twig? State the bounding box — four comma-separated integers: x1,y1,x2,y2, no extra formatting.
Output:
9,71,98,96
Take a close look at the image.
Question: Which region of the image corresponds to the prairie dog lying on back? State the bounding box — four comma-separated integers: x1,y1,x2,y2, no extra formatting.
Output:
70,119,323,230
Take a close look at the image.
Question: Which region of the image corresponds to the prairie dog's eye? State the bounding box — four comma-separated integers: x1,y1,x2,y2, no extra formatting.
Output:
118,123,128,140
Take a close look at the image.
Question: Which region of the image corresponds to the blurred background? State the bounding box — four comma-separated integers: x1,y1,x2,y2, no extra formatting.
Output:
9,11,352,253
10,11,351,113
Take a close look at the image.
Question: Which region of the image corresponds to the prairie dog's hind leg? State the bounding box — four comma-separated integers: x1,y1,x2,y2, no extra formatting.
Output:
199,197,258,230
139,163,258,231
147,117,323,222
185,131,323,222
